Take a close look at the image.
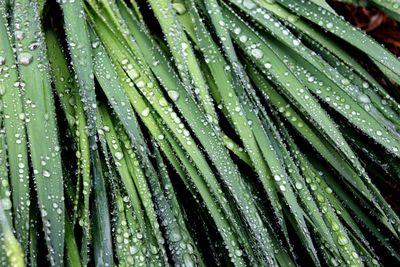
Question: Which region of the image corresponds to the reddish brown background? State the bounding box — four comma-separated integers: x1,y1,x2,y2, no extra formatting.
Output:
331,1,400,56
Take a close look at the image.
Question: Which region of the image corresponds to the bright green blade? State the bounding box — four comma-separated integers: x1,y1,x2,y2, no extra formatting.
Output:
59,1,96,262
13,0,64,265
0,5,30,253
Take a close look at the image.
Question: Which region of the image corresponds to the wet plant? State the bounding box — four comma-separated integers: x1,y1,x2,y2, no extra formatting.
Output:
0,0,399,266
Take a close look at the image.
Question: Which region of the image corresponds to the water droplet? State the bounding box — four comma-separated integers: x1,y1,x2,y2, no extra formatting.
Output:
159,97,168,107
337,235,348,246
181,42,189,50
0,198,12,210
239,35,248,43
235,249,243,257
171,227,182,242
273,175,281,182
293,39,300,46
243,0,256,9
287,14,299,23
43,170,51,177
264,62,272,69
18,113,25,120
295,182,303,190
234,27,241,35
357,94,371,104
362,81,369,88
15,30,24,40
251,48,263,59
141,107,150,117
0,56,5,66
130,245,138,255
115,152,124,160
136,80,145,88
91,41,100,49
28,42,39,50
168,90,180,101
341,78,350,85
183,129,190,137
310,184,317,191
18,52,33,65
325,187,333,194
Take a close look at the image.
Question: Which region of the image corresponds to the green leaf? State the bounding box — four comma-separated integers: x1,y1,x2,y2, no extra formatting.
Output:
275,0,400,81
0,5,30,252
13,1,64,265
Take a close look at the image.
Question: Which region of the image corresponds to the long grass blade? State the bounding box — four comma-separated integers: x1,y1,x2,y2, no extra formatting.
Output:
274,0,400,80
13,0,64,264
0,4,30,253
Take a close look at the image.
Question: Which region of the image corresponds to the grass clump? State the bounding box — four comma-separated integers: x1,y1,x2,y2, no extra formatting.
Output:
0,0,399,266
